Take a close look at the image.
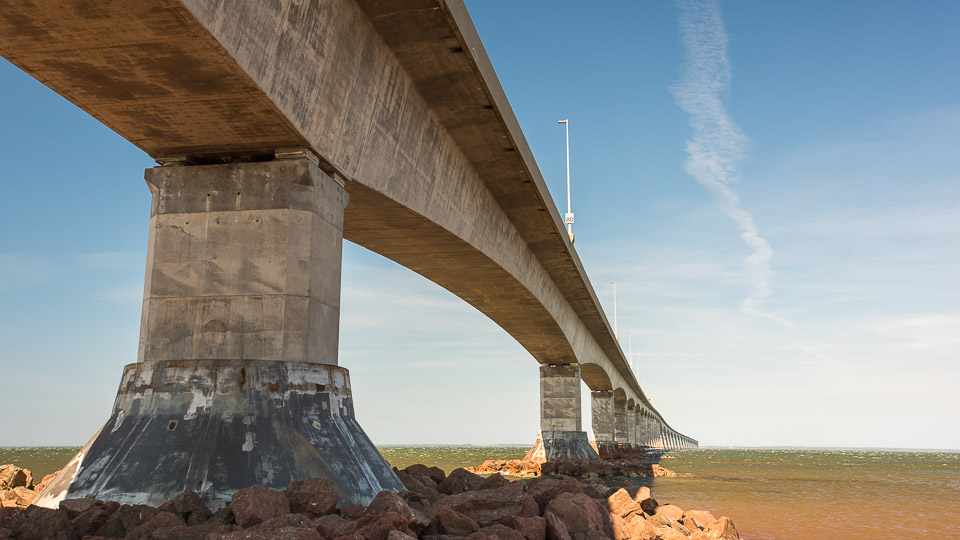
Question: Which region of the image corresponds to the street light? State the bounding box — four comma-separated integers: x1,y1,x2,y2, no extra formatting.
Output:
557,119,574,244
626,330,633,372
609,281,618,341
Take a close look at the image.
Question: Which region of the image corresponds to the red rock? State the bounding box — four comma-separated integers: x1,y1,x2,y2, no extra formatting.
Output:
231,485,290,528
0,507,25,537
652,503,684,524
69,500,118,537
500,515,546,540
709,516,741,540
366,491,429,533
543,511,571,540
313,513,348,537
213,527,321,540
96,504,159,537
526,476,583,514
12,488,37,507
19,506,76,540
682,509,718,530
337,505,367,520
158,490,211,525
477,473,510,490
284,478,339,518
125,511,184,540
395,471,440,502
401,464,445,484
652,464,676,477
518,494,540,518
59,498,102,519
542,492,611,539
248,513,314,532
431,505,479,536
468,523,525,539
436,481,526,526
0,466,31,490
335,511,411,540
606,488,643,520
631,486,652,504
386,530,418,540
610,514,657,540
147,523,239,540
437,468,484,495
207,504,235,525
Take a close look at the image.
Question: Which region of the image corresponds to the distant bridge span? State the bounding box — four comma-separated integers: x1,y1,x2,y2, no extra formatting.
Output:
1,0,696,507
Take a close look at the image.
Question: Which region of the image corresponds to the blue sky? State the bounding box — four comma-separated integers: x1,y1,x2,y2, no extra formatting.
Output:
1,0,958,449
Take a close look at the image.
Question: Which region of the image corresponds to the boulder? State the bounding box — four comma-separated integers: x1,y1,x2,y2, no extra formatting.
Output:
12,487,37,507
477,473,510,490
651,503,684,526
543,511,571,540
124,511,184,540
682,509,718,530
430,505,479,536
335,511,411,540
207,504,235,525
230,485,289,528
542,492,611,539
69,500,118,537
435,482,527,526
18,507,76,540
499,515,546,540
313,513,348,537
396,471,440,502
468,523,525,540
145,522,239,540
96,504,159,537
526,476,582,514
0,466,31,490
158,490,212,525
386,530,418,540
437,468,484,495
337,505,367,520
247,513,314,532
605,488,642,520
59,499,102,519
401,464,446,484
366,491,429,532
610,514,657,540
284,477,339,518
708,516,741,540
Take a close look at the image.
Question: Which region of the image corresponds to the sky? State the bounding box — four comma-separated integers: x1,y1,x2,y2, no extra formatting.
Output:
1,0,958,449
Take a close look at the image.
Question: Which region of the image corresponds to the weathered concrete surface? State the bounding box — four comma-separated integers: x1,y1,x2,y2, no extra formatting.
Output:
36,359,401,508
531,365,598,461
139,159,346,366
590,391,614,443
523,430,598,463
0,0,695,448
614,398,628,444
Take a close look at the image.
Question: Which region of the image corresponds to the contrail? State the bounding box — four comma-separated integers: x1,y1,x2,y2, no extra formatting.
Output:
671,0,791,327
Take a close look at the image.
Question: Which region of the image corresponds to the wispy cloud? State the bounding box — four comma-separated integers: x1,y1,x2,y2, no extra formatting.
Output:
671,0,790,327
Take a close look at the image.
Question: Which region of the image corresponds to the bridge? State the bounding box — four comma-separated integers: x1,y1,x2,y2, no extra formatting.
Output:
0,0,696,508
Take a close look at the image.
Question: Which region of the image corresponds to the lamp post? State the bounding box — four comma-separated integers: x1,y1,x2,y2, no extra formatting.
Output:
610,281,618,341
627,330,633,372
557,119,574,243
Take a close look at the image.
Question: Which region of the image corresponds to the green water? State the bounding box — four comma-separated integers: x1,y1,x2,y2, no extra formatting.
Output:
4,447,957,539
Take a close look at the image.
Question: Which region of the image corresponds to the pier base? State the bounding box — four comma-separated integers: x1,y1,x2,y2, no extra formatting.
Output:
34,359,402,508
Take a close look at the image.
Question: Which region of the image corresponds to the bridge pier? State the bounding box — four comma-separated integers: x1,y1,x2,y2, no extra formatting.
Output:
526,364,598,461
590,390,615,456
35,159,403,509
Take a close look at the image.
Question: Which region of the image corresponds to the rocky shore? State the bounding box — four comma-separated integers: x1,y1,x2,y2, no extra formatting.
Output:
466,455,677,480
0,461,739,539
0,466,59,509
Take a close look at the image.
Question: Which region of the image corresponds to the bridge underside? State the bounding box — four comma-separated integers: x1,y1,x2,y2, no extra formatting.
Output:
1,0,697,506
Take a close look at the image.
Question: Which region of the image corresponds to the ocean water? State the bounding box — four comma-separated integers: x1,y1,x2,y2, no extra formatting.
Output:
3,446,957,539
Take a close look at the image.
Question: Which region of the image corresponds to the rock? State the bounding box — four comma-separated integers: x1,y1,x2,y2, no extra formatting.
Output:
247,513,314,532
158,490,212,525
499,515,546,540
435,481,527,526
639,497,658,516
284,477,339,518
606,488,642,520
69,501,119,537
430,505,479,536
213,526,321,540
366,491,429,532
682,509,718,530
337,505,367,520
124,511,184,540
708,516,741,540
33,470,61,493
396,471,440,502
335,511,411,540
96,504,159,537
526,476,582,514
437,468,484,495
543,511,571,540
610,514,657,540
578,482,608,500
230,485,290,528
401,464,446,484
313,513,347,537
0,466,31,490
652,464,676,477
146,523,239,540
0,507,25,537
12,487,37,507
207,504,235,525
19,507,76,540
518,494,540,518
631,486,652,504
59,498,101,519
542,492,611,539
386,530,418,540
468,523,525,540
652,503,684,525
477,473,510,490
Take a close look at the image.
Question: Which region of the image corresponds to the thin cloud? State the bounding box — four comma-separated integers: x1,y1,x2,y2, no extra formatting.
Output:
671,0,790,327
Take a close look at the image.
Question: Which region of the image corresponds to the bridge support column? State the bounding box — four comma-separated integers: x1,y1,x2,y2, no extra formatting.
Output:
35,159,403,509
526,364,598,461
613,398,629,451
590,391,615,457
627,406,637,448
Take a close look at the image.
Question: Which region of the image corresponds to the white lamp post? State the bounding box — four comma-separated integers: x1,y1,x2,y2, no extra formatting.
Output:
557,119,574,244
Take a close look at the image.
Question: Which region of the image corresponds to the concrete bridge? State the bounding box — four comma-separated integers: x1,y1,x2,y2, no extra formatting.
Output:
0,0,696,507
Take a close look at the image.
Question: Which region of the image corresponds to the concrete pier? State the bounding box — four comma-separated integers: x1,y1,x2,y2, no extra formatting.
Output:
37,159,402,508
534,364,598,460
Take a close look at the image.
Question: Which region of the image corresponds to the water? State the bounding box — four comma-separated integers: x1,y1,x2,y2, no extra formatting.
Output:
3,446,957,539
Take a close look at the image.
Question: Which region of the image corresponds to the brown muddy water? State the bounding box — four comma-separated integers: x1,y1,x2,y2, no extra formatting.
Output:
3,446,957,539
